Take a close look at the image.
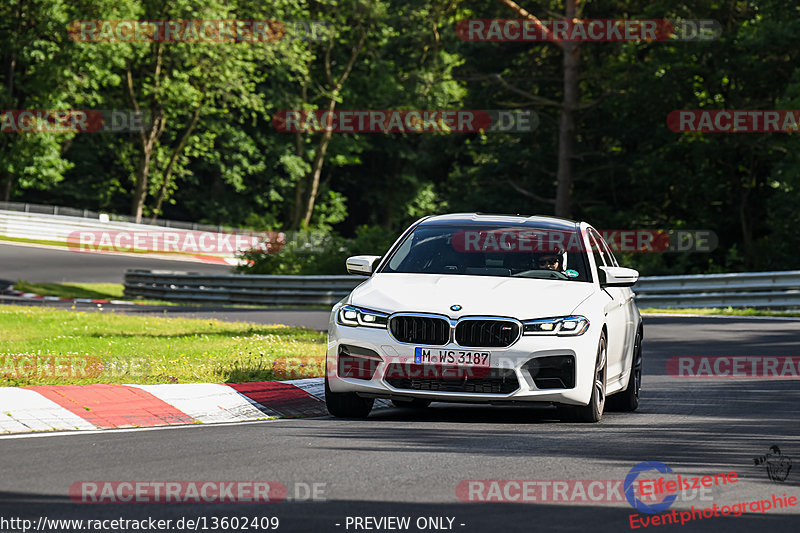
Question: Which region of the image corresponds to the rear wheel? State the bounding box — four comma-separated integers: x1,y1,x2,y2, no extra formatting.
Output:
391,398,431,409
325,375,374,418
559,333,607,423
608,328,642,412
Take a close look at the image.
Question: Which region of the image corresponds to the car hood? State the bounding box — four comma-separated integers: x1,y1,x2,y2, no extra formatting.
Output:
348,273,595,320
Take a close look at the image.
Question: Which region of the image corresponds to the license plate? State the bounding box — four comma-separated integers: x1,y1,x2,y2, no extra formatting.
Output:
414,348,490,366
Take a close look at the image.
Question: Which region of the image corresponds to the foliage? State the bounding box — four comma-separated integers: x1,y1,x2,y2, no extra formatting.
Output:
240,224,397,275
3,0,800,274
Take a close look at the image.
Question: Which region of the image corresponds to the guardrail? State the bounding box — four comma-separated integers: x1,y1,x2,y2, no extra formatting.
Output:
0,205,319,261
0,201,235,232
124,270,362,305
123,269,800,308
0,209,257,263
632,270,800,308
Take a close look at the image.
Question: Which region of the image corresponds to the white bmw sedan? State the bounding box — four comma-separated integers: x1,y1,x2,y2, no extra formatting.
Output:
325,213,643,423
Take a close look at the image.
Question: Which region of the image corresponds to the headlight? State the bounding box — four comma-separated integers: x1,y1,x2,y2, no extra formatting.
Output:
337,305,389,328
522,316,589,336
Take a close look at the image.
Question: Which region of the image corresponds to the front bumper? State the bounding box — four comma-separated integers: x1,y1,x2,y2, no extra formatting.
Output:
326,318,601,407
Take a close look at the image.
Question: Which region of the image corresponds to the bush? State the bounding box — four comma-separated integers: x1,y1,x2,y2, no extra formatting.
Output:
238,225,398,275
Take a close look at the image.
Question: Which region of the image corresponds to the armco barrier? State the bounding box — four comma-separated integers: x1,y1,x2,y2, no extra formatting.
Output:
124,270,363,305
0,209,262,264
0,201,232,232
632,270,800,308
123,269,800,308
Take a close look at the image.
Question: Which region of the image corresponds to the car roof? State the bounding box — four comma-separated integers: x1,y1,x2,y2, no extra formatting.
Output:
418,213,582,231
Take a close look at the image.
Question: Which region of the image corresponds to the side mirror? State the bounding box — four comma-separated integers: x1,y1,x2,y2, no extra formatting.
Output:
346,255,381,276
598,266,639,288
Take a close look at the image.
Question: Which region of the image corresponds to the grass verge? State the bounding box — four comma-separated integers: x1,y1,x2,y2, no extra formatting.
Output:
9,281,331,309
640,307,800,317
11,281,174,306
0,304,326,386
0,235,71,248
14,281,125,300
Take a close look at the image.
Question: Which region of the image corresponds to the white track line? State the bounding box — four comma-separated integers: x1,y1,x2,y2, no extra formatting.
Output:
0,417,302,440
642,312,800,321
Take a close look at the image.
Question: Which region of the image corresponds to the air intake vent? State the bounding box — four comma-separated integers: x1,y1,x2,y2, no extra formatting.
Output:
385,365,519,394
455,319,519,347
389,315,450,345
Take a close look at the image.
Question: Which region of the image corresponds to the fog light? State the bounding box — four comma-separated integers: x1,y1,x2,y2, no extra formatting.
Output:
338,345,382,380
523,355,575,389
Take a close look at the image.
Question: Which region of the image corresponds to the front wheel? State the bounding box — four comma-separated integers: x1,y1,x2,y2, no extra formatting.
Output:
608,328,642,412
560,333,607,423
325,375,374,418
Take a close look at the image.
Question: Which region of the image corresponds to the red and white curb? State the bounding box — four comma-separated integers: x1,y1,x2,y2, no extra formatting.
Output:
0,378,388,434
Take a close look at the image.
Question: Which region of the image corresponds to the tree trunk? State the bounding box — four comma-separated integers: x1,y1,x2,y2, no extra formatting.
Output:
127,45,164,223
555,0,580,219
1,0,21,203
130,111,163,223
739,185,754,269
301,98,336,227
131,147,153,223
150,103,203,221
497,0,580,218
1,174,11,202
290,84,308,230
297,28,366,227
290,180,306,230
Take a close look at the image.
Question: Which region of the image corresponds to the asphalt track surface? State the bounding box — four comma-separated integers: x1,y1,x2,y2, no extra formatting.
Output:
1,315,799,533
0,242,232,283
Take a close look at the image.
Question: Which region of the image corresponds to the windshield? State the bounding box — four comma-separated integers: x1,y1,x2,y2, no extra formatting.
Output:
379,225,592,282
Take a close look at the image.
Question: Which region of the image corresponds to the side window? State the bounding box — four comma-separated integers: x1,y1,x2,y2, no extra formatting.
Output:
597,233,619,267
588,231,607,271
388,234,414,270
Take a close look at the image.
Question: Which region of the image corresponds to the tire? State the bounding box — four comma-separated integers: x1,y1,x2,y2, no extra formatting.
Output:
391,398,432,409
559,332,607,423
608,327,642,412
324,375,374,418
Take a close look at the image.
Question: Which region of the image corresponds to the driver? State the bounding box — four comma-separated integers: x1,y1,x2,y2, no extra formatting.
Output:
537,251,563,272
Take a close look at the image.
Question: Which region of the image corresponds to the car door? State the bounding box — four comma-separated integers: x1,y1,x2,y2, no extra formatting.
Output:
596,231,637,379
588,229,628,382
